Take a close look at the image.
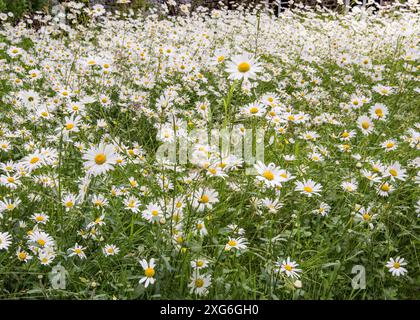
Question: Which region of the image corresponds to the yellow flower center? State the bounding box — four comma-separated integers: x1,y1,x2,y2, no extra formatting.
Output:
196,260,204,267
199,195,209,203
66,123,74,130
285,264,292,272
7,177,14,183
151,210,159,216
237,62,251,73
195,279,204,288
228,240,237,247
37,239,46,246
249,107,259,114
303,186,313,193
145,267,155,277
389,169,397,176
94,153,107,165
30,157,40,164
262,170,274,181
393,262,400,269
217,55,225,62
362,213,371,221
18,252,27,260
342,131,349,138
381,184,390,192
375,109,383,117
361,121,370,130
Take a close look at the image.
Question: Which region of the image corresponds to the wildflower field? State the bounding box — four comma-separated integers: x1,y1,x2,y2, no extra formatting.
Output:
0,1,419,300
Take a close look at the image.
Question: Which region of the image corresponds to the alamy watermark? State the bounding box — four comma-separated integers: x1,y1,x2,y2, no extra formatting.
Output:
351,265,366,290
156,126,265,175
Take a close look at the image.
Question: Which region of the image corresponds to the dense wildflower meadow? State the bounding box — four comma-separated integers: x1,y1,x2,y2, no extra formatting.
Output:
0,1,419,300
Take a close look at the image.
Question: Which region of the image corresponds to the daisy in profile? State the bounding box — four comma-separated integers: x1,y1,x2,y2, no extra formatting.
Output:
210,49,228,66
384,162,407,182
378,182,393,197
0,197,21,213
0,231,12,250
357,116,374,135
241,102,266,117
275,257,302,279
312,202,331,216
62,193,78,212
92,194,109,208
103,244,119,256
21,152,45,171
0,173,20,189
339,130,356,141
361,169,382,184
341,179,358,192
31,213,49,225
259,198,283,214
224,236,248,251
195,220,208,236
139,258,157,288
254,161,282,188
68,243,87,259
38,248,56,266
373,84,394,96
225,53,262,81
295,179,322,197
386,257,408,277
278,169,295,183
188,273,212,296
83,143,118,176
381,139,398,152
